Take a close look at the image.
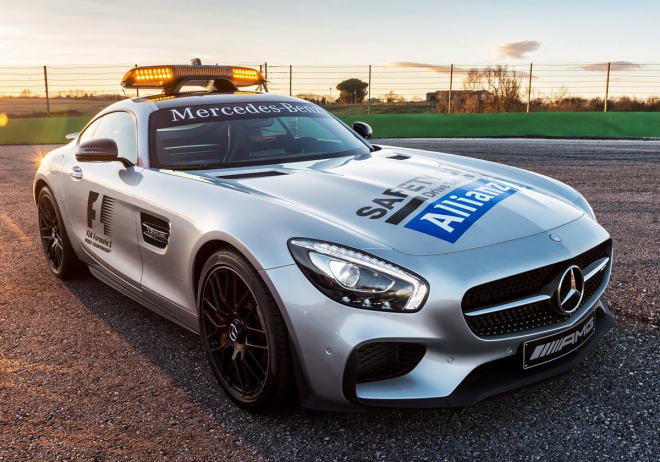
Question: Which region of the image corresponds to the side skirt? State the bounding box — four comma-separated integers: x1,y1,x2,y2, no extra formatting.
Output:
89,267,199,334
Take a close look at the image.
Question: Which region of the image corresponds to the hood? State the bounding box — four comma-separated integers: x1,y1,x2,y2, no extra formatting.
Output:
195,149,584,256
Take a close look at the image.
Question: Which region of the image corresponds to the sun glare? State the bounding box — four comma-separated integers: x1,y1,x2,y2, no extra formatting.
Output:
35,148,48,168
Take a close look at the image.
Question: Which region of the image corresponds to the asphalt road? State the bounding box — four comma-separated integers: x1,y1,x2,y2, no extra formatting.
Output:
1,139,659,461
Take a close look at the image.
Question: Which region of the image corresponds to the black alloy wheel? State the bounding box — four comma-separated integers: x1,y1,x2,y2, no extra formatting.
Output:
38,193,63,272
37,187,82,279
199,249,294,412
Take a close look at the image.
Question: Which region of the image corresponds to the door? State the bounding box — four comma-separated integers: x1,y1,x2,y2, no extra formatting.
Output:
61,111,143,287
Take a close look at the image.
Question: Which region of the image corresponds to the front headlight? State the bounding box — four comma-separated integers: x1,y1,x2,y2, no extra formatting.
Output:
574,193,596,221
288,239,428,312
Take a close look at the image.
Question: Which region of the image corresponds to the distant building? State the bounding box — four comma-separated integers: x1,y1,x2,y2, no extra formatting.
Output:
426,90,492,102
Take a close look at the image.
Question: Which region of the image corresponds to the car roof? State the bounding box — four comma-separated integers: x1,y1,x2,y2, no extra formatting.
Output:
134,92,307,110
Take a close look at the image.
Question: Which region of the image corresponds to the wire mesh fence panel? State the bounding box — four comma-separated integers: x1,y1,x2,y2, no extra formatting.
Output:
1,62,659,117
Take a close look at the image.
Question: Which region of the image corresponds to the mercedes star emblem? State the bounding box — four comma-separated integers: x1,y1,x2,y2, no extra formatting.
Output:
555,265,585,314
549,234,562,243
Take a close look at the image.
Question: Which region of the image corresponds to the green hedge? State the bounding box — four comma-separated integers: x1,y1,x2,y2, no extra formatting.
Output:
337,112,660,138
0,117,90,145
1,112,659,145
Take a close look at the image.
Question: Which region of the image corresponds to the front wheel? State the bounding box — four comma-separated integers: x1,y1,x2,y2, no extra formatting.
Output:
37,186,83,279
198,248,294,412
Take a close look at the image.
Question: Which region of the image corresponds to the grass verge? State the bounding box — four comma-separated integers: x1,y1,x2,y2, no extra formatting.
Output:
1,112,659,145
0,117,90,144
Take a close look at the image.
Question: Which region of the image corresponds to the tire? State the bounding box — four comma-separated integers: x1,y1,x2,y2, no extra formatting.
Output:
37,186,84,279
198,248,294,412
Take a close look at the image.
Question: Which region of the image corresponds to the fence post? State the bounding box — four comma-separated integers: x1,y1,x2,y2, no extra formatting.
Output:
448,64,453,114
368,65,371,115
43,66,50,118
264,62,268,92
604,62,611,112
289,65,292,96
527,63,533,113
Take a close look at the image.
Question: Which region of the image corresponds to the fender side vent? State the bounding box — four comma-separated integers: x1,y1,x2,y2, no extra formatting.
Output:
387,154,410,160
218,171,288,180
141,213,170,249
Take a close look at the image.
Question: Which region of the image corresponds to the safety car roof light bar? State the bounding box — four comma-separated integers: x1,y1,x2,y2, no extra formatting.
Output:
121,62,267,94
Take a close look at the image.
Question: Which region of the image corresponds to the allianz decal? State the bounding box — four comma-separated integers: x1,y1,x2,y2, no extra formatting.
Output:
404,178,519,243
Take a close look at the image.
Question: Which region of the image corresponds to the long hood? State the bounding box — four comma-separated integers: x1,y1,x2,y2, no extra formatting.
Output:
196,149,584,255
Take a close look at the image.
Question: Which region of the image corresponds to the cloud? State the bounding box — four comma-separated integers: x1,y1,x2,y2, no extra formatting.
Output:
579,61,643,72
391,62,531,78
390,62,471,75
496,40,540,59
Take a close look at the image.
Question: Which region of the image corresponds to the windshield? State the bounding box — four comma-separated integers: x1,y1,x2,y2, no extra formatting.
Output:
149,101,371,169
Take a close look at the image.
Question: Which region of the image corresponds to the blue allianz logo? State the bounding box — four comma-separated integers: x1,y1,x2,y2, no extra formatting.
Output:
404,178,521,243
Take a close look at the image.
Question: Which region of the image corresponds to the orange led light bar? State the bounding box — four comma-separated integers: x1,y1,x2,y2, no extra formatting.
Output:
121,65,266,91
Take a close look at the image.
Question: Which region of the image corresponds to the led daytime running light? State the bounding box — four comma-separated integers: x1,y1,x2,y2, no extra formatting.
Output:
290,239,427,311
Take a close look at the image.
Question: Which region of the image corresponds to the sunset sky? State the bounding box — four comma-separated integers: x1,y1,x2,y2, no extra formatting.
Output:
0,0,658,65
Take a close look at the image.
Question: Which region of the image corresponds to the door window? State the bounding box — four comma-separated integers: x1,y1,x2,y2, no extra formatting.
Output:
78,117,102,144
93,112,138,164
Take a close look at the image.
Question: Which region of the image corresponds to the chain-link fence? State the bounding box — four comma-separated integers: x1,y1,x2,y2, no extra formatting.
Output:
1,62,659,117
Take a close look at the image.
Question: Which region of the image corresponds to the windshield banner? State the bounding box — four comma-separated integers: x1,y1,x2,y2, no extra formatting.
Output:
153,101,330,128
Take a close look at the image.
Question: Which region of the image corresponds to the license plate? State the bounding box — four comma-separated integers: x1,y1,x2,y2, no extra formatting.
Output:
523,311,596,369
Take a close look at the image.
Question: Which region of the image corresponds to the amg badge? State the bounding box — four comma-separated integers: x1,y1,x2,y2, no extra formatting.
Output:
523,311,596,369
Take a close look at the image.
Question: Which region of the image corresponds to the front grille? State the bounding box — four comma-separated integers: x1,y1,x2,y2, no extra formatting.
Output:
580,270,604,310
463,265,553,310
463,241,610,338
356,343,425,384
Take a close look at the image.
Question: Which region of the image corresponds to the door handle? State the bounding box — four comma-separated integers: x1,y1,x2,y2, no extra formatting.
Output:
68,166,83,180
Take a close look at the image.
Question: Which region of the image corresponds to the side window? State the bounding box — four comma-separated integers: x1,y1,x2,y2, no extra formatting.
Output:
78,118,102,144
92,112,138,164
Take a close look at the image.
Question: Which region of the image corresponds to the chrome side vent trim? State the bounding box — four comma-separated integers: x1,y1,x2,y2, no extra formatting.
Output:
141,213,170,249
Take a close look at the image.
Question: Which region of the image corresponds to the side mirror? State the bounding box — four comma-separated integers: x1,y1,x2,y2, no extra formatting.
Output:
75,138,133,167
352,121,373,139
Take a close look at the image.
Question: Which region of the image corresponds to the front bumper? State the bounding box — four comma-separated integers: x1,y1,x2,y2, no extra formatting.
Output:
262,215,614,411
353,300,614,409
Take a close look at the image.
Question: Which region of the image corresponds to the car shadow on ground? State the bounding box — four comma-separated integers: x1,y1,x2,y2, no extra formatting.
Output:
61,274,650,461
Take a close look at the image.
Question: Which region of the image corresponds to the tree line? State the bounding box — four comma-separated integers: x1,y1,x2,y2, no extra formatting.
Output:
297,68,660,112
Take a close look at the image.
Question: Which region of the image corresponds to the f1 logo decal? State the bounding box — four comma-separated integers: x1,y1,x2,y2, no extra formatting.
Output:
87,191,115,237
87,191,99,228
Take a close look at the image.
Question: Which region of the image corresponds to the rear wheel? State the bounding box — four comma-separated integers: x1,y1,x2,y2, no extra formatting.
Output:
37,187,83,279
198,248,294,412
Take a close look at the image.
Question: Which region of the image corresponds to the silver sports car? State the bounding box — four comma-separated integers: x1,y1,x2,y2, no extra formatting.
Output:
34,63,614,412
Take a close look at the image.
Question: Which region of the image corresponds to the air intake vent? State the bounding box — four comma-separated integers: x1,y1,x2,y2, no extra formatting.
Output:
141,213,170,249
356,342,426,383
387,154,410,160
218,171,288,180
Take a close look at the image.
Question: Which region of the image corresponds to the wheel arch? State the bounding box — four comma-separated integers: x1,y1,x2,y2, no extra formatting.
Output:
192,239,237,300
190,237,298,338
33,178,49,205
191,237,271,308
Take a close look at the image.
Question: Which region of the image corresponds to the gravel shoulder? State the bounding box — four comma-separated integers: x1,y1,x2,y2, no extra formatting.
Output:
1,140,659,461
